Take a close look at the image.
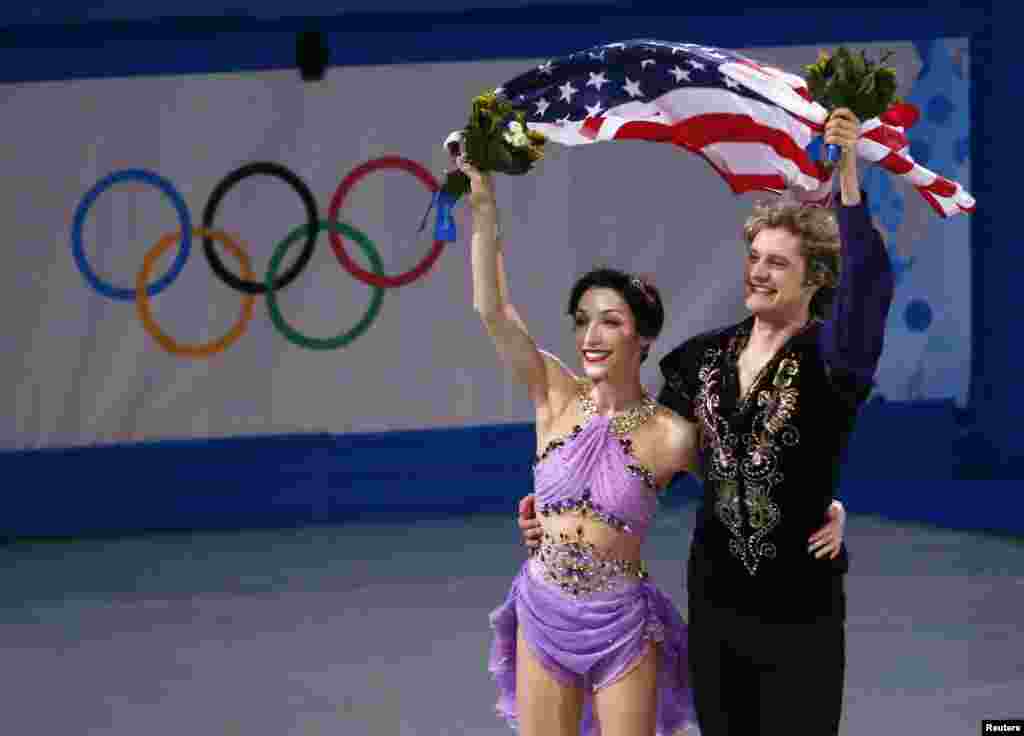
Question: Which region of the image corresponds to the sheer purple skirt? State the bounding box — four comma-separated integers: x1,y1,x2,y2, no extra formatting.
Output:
488,558,697,735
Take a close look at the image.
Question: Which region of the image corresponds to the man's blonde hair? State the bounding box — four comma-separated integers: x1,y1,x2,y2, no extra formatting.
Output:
743,200,841,318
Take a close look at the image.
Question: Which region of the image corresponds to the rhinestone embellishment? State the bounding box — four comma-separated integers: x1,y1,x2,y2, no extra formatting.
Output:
530,534,649,598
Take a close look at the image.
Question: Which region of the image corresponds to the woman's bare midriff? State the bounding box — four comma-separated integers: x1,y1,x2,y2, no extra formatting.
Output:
537,510,646,562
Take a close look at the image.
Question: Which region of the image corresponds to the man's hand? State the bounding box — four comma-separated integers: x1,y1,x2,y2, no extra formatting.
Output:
825,107,861,205
517,494,542,550
808,499,846,560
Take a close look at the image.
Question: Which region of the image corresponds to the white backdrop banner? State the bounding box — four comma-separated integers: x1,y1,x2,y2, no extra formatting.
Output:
0,39,969,450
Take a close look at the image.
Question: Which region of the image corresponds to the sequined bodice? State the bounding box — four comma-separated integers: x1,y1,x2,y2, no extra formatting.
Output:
532,380,659,540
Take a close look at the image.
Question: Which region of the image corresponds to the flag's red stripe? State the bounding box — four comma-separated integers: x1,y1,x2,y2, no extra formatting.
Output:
784,109,824,132
930,176,957,198
698,151,790,195
863,124,909,152
917,188,950,218
580,116,602,139
734,58,773,77
607,114,831,190
880,103,920,129
722,172,792,194
878,151,915,175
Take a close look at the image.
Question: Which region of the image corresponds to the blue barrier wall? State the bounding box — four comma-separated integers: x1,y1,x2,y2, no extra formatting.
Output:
5,400,1011,538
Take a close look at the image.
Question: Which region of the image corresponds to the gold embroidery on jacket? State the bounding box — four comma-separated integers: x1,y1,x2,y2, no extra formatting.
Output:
695,344,802,576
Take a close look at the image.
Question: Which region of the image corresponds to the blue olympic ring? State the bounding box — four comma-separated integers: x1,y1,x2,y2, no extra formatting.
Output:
71,169,192,300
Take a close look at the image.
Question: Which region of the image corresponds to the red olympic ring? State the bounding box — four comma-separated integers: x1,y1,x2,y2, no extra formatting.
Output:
328,155,446,288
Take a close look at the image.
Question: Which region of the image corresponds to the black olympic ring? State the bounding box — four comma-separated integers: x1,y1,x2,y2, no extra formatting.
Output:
202,161,319,295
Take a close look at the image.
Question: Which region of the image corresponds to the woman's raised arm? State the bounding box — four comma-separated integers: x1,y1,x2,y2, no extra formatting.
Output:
463,159,574,415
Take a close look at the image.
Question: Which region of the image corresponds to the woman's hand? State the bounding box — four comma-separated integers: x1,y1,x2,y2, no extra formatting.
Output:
808,499,846,560
455,155,497,213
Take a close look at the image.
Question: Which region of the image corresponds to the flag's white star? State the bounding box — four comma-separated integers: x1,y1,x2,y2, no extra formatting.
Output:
558,81,578,102
724,76,742,90
687,59,706,71
669,66,691,83
641,59,656,69
624,77,643,98
534,97,551,116
585,101,604,118
588,50,606,60
605,42,626,50
586,71,610,91
538,60,554,74
557,115,572,126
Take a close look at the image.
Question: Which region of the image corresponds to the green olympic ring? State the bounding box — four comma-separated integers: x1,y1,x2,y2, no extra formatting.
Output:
265,220,385,351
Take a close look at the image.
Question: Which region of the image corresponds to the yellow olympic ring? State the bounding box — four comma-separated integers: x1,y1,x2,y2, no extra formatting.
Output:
136,228,256,358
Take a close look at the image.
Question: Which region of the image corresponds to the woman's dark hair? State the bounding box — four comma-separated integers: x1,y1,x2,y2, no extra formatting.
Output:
567,268,665,362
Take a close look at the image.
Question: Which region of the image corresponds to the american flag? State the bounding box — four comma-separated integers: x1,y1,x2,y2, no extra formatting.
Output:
495,40,974,217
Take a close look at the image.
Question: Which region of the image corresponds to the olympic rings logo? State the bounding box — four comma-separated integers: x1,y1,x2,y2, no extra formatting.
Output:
71,156,447,357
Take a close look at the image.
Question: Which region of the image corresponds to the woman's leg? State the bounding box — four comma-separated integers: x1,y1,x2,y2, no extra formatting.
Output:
591,642,659,736
516,626,584,736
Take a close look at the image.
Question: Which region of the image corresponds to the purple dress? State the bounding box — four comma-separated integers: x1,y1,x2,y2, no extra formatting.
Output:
488,380,697,735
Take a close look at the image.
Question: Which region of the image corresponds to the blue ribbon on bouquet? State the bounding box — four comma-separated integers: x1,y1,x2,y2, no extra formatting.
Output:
418,189,459,242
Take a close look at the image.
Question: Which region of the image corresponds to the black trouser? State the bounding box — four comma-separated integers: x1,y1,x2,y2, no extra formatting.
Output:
687,570,846,735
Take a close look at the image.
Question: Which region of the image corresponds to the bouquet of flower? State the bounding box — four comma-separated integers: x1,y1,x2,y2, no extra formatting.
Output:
425,92,547,241
803,47,901,163
441,92,547,199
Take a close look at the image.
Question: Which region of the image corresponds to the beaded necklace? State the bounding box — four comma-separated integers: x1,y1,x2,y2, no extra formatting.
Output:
576,379,658,437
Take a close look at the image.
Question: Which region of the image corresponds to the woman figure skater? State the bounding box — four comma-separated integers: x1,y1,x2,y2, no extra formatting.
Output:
460,155,699,736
